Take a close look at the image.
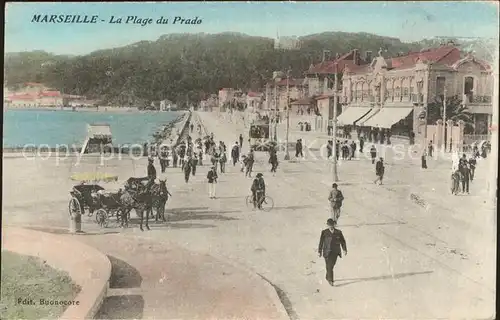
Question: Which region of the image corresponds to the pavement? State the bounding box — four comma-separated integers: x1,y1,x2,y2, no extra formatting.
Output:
3,110,496,319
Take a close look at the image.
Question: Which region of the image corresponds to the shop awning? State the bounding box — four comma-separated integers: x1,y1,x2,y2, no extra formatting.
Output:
355,108,379,126
337,107,372,126
362,107,413,128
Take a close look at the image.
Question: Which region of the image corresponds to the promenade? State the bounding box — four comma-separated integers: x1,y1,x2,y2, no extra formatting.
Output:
2,110,495,319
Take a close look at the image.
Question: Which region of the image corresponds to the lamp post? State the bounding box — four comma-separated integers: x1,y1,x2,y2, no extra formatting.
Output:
325,64,339,182
331,64,339,182
442,86,447,151
284,69,292,160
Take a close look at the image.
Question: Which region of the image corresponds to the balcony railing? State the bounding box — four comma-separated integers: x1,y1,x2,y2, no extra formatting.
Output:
463,94,492,104
411,93,424,104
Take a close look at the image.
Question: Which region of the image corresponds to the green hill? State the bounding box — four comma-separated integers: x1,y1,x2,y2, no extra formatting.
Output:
5,31,485,107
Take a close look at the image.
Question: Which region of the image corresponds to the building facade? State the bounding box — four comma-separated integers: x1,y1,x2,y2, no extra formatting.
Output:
265,73,306,111
246,92,264,110
5,83,64,108
338,45,493,145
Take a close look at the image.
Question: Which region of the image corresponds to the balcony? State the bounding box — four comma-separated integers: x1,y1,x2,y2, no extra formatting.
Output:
463,94,492,105
411,93,424,104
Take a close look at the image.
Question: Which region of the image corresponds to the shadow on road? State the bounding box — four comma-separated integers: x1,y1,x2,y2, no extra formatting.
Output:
108,255,142,289
24,226,120,236
95,295,144,319
151,222,216,229
272,205,318,211
340,221,407,228
167,206,209,211
335,271,433,287
167,212,239,222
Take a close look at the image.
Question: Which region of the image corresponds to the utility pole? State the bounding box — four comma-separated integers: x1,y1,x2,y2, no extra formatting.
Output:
442,86,447,151
423,64,430,150
331,64,339,182
284,69,291,160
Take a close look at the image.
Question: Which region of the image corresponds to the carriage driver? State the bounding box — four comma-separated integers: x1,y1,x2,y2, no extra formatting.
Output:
145,158,157,192
251,173,266,209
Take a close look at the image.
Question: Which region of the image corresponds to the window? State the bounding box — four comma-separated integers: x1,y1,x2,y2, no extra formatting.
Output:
395,86,401,98
403,88,409,97
464,76,474,95
436,76,446,96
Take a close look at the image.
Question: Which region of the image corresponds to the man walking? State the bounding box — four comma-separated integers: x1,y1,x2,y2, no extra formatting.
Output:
359,136,365,153
269,149,278,173
468,155,477,181
428,140,434,157
172,147,178,168
327,140,333,159
183,157,192,183
374,157,385,185
191,154,198,176
207,166,218,199
245,150,255,177
159,146,168,173
219,151,227,173
460,162,471,194
370,145,377,164
295,139,304,158
328,183,344,223
350,140,356,160
231,142,240,166
318,219,347,286
239,134,244,150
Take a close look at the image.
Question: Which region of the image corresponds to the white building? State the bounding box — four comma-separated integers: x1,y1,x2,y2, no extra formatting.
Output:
274,36,301,50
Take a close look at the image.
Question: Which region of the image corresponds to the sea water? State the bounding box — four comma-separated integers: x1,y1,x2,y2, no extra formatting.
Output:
3,109,182,148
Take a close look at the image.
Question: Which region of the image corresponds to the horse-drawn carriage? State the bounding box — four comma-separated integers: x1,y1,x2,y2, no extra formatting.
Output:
68,184,126,228
68,176,170,229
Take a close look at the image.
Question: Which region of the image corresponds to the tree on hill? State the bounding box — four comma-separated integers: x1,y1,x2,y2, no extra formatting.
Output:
2,31,447,105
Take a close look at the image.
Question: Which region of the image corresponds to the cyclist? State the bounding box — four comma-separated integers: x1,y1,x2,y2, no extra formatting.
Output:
251,173,266,209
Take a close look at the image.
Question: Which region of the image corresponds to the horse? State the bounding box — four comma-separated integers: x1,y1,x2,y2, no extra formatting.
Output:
151,179,171,222
120,180,154,231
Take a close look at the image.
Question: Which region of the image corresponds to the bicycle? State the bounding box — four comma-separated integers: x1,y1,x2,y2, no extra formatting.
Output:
245,192,274,212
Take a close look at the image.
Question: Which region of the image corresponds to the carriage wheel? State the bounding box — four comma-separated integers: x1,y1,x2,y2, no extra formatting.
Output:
95,209,109,228
68,198,82,218
245,195,254,209
260,196,274,212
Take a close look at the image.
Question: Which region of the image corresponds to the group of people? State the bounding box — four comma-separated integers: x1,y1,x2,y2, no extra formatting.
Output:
325,137,372,161
451,153,478,195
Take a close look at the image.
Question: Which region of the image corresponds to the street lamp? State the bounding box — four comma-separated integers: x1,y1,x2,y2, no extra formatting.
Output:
442,86,447,151
284,69,292,160
330,63,339,182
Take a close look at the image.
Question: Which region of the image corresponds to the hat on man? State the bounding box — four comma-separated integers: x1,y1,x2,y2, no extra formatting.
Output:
148,158,154,163
326,218,336,227
256,173,263,178
332,183,338,188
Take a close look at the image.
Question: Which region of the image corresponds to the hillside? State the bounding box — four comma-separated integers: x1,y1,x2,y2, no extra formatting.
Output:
4,31,488,107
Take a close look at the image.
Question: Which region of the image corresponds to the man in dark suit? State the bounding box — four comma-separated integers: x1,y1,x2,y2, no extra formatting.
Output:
374,157,385,185
318,219,347,286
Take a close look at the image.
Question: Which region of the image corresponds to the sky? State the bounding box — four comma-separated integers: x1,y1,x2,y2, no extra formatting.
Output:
5,1,499,55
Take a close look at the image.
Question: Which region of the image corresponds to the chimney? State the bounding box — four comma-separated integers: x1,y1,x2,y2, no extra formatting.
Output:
352,49,359,65
365,51,373,63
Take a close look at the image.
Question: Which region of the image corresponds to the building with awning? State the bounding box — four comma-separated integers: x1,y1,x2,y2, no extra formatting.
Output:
340,45,493,143
362,107,414,129
336,107,372,126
